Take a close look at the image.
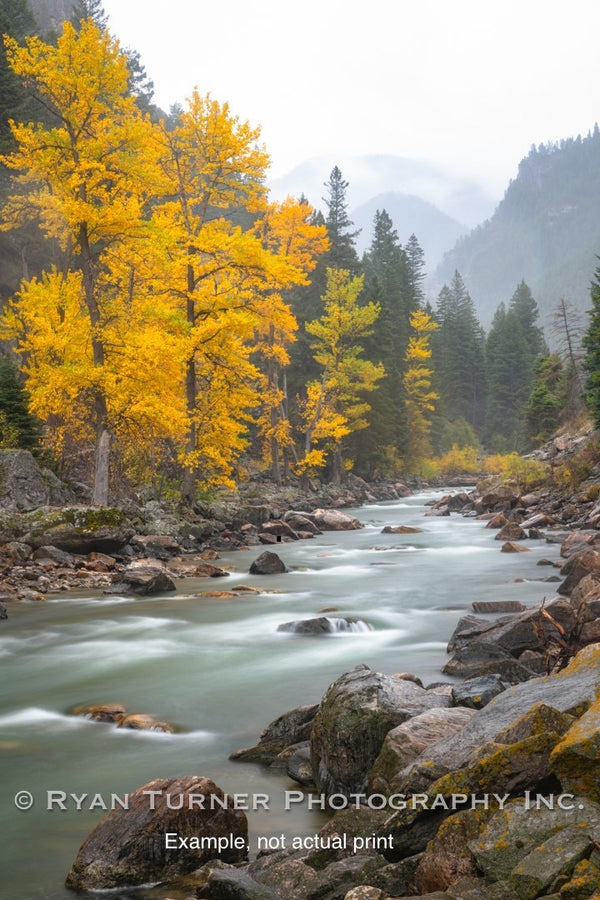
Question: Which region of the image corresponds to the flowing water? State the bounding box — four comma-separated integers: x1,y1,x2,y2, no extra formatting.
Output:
0,491,563,899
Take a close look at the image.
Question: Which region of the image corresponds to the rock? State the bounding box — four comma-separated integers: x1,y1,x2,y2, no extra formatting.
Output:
249,551,288,575
259,520,299,540
230,704,318,763
471,601,526,614
368,707,477,795
569,572,600,609
130,534,182,557
65,776,248,890
311,664,449,797
485,513,509,529
71,703,126,723
311,508,362,530
282,511,321,534
343,888,389,900
196,866,282,899
479,486,519,512
467,796,600,884
116,713,174,733
521,512,556,529
413,806,495,892
509,825,600,899
284,742,314,785
500,541,530,553
442,641,537,682
0,541,32,562
496,522,527,541
446,492,472,511
558,548,600,595
33,545,75,566
0,449,74,510
550,696,600,800
110,564,176,595
0,603,7,619
395,645,600,794
451,675,507,709
277,616,372,635
560,531,597,558
381,525,423,534
256,858,322,899
194,562,230,577
447,616,493,653
22,506,134,553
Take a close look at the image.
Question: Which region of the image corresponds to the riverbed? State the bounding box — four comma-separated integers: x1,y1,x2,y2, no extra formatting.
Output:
0,491,563,899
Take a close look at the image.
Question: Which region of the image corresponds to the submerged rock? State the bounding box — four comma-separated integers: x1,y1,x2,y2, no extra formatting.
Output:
249,551,288,575
276,616,372,635
230,704,318,764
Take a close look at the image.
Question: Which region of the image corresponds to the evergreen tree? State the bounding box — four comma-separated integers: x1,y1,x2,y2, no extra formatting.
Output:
0,0,36,152
484,303,532,450
0,355,42,451
431,271,486,438
583,266,600,428
405,233,426,307
322,166,360,272
526,354,566,444
509,280,547,359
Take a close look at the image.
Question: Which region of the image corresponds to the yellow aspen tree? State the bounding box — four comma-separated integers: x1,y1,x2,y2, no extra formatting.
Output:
403,308,439,471
251,197,329,482
1,20,161,504
300,267,384,484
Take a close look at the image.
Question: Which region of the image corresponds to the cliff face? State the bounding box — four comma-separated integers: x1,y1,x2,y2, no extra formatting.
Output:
27,0,77,33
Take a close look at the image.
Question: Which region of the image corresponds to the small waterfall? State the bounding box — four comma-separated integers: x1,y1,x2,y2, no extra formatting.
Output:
277,616,373,635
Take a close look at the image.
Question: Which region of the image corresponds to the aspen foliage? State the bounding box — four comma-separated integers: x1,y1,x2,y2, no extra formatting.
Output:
403,308,439,471
297,268,384,481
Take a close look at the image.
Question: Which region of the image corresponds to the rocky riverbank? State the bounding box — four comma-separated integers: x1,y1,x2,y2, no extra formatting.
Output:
56,464,600,899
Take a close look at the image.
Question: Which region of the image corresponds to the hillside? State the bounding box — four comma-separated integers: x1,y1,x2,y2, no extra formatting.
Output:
350,191,468,264
435,128,600,327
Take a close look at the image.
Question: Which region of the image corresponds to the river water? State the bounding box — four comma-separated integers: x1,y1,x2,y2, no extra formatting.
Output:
0,491,562,899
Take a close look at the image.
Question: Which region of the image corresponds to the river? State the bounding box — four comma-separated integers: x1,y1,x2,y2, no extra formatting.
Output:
0,490,562,899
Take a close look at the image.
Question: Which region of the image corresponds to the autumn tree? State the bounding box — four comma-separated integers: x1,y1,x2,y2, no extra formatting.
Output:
403,308,439,471
251,197,328,482
1,20,161,503
299,267,384,483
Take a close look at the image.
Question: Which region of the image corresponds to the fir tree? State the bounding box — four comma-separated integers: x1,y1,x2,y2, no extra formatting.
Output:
322,166,360,272
0,355,42,452
583,266,600,428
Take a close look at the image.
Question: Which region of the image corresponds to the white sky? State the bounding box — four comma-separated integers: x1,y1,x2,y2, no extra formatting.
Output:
101,0,600,198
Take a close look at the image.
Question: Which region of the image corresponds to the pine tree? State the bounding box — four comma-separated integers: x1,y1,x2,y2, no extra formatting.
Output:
405,233,426,307
0,354,42,451
583,267,600,428
432,271,486,438
484,304,532,450
322,166,360,272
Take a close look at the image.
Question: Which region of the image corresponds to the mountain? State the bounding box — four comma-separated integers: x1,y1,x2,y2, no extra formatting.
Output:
26,0,77,33
435,129,600,329
268,154,496,230
350,191,468,264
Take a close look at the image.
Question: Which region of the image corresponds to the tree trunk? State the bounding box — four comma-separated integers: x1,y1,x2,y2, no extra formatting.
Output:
330,443,343,485
92,424,111,506
182,263,197,506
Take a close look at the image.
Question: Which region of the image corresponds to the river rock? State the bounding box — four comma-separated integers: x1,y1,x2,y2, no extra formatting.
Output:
471,600,526,614
311,508,362,530
276,616,371,635
495,522,527,541
33,545,75,566
451,675,507,709
284,742,314,785
259,520,299,540
367,707,477,795
485,513,508,529
413,806,495,892
560,530,598,558
249,551,288,575
71,703,126,723
130,534,182,557
65,776,248,890
381,525,423,534
230,704,318,763
550,695,600,800
311,664,450,797
395,644,600,795
22,506,134,553
0,540,32,562
282,511,322,534
558,547,600,595
500,541,530,553
447,616,494,653
0,603,7,619
109,564,176,595
116,713,174,733
442,641,537,682
196,865,282,899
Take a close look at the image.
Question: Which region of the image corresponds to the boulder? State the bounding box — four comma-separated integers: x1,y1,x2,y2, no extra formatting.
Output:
367,707,477,795
560,530,597,558
259,520,299,540
451,675,507,709
116,713,174,733
550,696,600,801
311,664,450,797
65,776,248,890
485,513,508,529
311,508,362,531
413,806,495,892
71,703,126,723
442,641,537,682
284,743,314,785
230,704,318,764
394,644,600,794
559,548,600,595
381,525,423,534
0,540,32,562
500,541,530,553
447,616,494,653
33,545,75,566
130,534,182,557
495,522,527,541
283,511,322,534
471,601,526,614
22,506,134,553
277,616,372,635
0,449,75,510
0,603,7,619
109,564,176,595
249,551,288,575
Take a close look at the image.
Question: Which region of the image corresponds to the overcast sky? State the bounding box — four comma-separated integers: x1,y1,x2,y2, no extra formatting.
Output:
101,0,600,198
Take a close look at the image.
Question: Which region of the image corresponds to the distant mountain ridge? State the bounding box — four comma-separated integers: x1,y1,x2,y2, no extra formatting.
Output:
27,0,76,33
435,129,600,328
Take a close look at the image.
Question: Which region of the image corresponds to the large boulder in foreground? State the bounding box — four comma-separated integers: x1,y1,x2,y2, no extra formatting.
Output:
65,776,248,890
311,664,449,797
